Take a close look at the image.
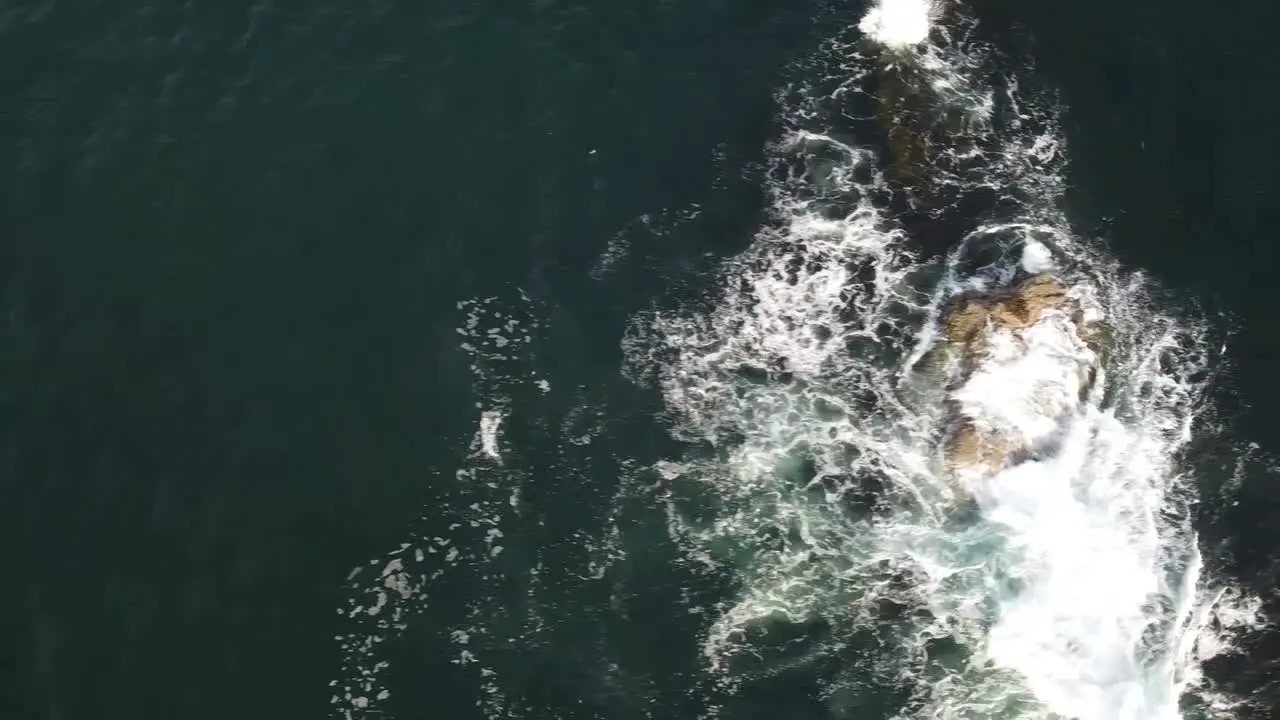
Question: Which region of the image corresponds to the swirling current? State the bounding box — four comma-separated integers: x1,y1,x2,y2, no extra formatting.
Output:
331,2,1271,718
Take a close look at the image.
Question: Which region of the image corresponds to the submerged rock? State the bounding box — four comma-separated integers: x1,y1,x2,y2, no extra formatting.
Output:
863,1,976,185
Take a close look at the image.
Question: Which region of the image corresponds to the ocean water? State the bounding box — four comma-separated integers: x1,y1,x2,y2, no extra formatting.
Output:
5,1,1280,719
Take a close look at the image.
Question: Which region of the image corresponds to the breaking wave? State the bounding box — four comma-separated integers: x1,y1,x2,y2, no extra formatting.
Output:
621,2,1264,718
329,2,1270,718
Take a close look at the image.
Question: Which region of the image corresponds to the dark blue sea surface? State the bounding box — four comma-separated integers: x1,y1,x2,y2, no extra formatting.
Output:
4,0,1279,718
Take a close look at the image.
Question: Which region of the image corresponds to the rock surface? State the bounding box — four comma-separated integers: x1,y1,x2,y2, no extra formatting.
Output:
942,274,1070,366
866,1,974,184
946,418,1022,478
931,274,1097,479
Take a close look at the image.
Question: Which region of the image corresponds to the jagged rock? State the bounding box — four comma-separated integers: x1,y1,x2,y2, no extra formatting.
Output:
929,274,1100,480
942,274,1070,364
944,274,1066,335
945,418,1021,478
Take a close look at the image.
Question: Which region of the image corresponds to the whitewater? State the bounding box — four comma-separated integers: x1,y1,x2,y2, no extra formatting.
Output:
328,2,1267,719
623,1,1263,718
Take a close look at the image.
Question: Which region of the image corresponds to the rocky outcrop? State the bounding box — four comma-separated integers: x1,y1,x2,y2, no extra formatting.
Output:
941,274,1074,368
865,1,975,185
945,417,1024,478
875,63,961,184
926,274,1102,480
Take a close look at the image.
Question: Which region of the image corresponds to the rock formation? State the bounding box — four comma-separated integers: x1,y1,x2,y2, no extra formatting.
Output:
864,1,974,184
925,274,1102,480
875,62,956,184
941,274,1073,369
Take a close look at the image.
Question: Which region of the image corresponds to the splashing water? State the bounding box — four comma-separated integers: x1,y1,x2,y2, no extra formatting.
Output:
330,4,1268,719
859,0,936,50
622,6,1264,719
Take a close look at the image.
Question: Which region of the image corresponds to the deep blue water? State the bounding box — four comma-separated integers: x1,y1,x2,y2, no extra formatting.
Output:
4,0,1279,718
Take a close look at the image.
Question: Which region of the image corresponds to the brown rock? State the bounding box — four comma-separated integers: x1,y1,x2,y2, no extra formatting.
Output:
945,418,1018,477
939,274,1071,369
933,274,1092,482
942,274,1068,341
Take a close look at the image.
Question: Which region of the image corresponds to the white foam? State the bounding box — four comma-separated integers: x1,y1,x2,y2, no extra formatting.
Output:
978,409,1179,719
1021,240,1056,274
625,5,1261,716
957,319,1092,435
330,294,556,720
329,4,1266,716
859,0,934,50
475,408,505,462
